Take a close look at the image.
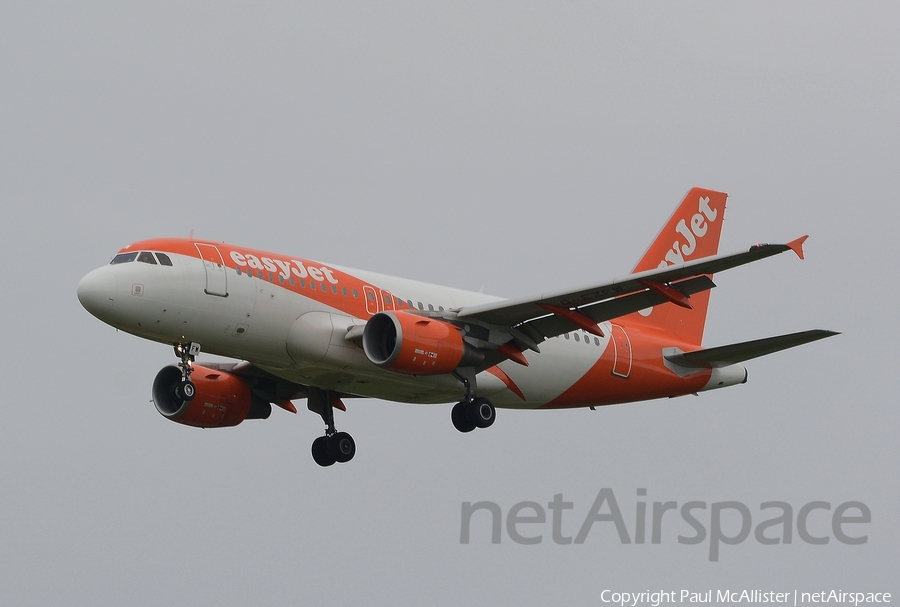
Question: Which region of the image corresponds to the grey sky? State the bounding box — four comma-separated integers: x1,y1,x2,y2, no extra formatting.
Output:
1,3,897,605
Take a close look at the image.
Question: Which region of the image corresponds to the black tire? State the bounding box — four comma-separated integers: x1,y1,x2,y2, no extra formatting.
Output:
469,397,496,429
451,402,477,433
180,380,196,401
173,380,196,402
311,436,335,467
329,432,356,463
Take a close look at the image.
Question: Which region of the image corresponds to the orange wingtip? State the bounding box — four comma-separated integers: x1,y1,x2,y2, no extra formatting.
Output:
787,235,809,260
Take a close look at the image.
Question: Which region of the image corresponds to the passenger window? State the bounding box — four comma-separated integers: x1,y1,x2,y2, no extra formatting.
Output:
278,275,285,284
310,282,317,291
574,334,580,342
564,333,570,340
428,304,434,311
407,300,414,309
332,285,337,294
342,287,348,296
594,337,600,346
110,252,137,265
367,291,375,301
155,253,173,266
417,302,424,310
300,279,306,288
290,277,295,286
236,267,243,275
352,289,359,298
137,251,157,264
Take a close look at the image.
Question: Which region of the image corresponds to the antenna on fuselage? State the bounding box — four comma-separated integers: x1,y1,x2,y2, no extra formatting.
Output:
188,229,194,239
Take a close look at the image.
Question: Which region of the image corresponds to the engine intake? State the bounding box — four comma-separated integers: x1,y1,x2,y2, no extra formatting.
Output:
152,365,271,428
362,311,483,375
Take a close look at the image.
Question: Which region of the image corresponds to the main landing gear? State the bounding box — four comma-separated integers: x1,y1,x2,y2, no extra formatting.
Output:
450,369,496,433
308,387,356,467
451,397,496,432
173,342,201,401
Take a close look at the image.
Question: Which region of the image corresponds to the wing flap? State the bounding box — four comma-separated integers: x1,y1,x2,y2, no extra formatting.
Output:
664,329,839,369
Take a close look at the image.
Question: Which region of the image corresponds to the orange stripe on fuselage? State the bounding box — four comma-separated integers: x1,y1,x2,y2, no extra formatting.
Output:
119,238,401,320
541,324,712,409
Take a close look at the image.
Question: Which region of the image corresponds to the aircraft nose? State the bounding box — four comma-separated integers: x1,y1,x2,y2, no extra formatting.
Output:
77,267,117,318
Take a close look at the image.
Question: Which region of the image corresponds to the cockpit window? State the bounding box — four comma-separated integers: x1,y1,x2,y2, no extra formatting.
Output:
137,251,157,264
110,252,138,265
155,253,173,266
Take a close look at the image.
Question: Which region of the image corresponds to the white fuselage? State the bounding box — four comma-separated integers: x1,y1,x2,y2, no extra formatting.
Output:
77,244,625,408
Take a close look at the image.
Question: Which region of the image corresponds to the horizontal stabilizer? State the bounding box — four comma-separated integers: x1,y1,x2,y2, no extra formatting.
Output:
665,329,839,369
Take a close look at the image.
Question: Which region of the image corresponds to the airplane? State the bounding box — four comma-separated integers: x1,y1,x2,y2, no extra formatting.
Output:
77,188,836,467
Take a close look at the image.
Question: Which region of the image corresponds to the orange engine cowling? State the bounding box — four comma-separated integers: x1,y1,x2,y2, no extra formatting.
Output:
152,365,271,428
362,311,483,375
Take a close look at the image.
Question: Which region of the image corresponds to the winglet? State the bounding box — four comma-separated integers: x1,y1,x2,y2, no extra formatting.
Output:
787,235,809,260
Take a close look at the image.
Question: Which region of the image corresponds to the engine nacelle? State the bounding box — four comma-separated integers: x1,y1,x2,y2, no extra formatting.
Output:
362,311,483,375
152,365,271,428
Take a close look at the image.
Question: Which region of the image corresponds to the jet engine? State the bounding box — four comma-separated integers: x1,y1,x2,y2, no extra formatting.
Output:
362,311,483,375
152,365,272,428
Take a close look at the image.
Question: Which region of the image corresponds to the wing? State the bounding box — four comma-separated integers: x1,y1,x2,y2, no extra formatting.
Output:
454,237,809,347
664,329,839,369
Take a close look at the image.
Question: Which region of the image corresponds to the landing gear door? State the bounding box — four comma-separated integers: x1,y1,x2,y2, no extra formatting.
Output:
195,243,228,297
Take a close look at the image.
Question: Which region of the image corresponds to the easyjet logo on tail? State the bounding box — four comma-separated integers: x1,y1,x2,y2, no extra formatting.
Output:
657,196,719,268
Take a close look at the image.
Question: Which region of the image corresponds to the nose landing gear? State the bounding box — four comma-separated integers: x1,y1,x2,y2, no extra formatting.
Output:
173,342,201,401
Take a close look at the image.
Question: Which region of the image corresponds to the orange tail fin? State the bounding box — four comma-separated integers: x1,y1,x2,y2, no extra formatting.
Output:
627,188,728,346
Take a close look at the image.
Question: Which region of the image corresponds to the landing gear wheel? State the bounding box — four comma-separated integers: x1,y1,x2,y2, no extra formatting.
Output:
451,402,477,433
311,436,336,467
307,388,357,466
181,380,196,401
329,432,356,463
173,380,196,401
469,397,496,429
